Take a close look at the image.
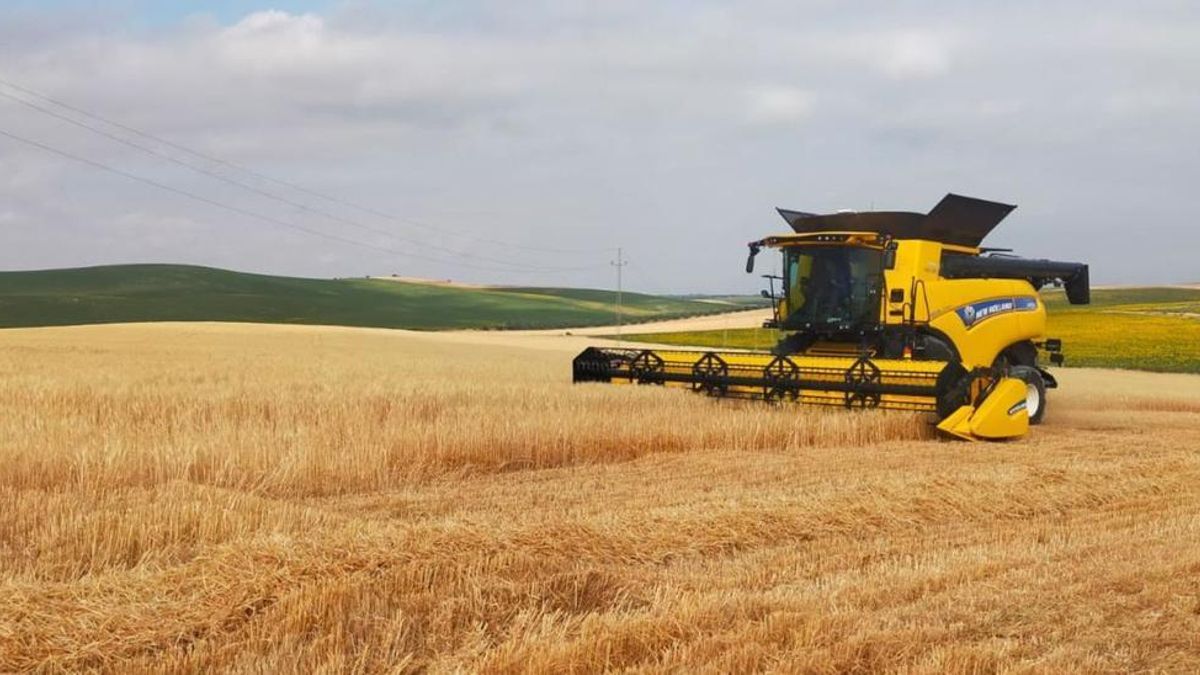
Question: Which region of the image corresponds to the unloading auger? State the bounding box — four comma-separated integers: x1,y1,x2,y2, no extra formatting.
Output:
573,194,1090,441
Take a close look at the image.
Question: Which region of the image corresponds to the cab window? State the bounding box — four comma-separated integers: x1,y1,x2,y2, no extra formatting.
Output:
781,247,882,330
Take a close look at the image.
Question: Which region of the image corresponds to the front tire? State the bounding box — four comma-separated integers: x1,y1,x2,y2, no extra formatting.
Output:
1009,365,1046,425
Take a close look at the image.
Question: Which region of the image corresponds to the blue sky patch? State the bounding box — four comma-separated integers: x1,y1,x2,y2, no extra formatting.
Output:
9,1,333,26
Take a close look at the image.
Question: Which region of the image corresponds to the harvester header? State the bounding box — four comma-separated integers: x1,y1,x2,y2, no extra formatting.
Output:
574,193,1090,441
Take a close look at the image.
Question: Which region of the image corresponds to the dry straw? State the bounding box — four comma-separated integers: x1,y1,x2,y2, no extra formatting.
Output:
2,323,1199,672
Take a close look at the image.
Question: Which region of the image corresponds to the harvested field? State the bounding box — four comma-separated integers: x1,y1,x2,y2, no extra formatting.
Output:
2,322,1200,672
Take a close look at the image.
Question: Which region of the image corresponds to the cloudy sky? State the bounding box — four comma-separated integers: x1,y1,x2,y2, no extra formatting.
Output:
1,1,1197,292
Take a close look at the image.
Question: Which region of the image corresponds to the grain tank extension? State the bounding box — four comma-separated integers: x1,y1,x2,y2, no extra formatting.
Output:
573,194,1090,441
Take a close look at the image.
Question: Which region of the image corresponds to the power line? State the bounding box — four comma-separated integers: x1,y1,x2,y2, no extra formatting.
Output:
0,74,610,256
0,87,602,273
0,125,604,276
611,247,627,340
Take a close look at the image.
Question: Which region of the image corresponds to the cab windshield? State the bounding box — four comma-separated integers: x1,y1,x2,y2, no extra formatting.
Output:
781,246,882,330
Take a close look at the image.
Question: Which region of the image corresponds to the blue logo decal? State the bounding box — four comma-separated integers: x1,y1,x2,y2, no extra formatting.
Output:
955,296,1038,329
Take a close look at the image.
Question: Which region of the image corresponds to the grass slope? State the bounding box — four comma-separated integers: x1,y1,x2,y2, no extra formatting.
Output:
0,264,744,330
618,287,1200,374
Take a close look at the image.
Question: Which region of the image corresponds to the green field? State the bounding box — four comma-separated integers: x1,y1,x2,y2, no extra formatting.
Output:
618,287,1200,374
0,264,753,331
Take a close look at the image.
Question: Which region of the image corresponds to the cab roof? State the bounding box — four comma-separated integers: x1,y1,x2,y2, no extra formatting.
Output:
776,193,1016,248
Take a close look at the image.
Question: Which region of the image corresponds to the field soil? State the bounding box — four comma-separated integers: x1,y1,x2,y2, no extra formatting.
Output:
3,322,1200,672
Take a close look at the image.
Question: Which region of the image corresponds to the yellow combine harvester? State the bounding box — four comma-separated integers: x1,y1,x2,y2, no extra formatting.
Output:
573,194,1090,441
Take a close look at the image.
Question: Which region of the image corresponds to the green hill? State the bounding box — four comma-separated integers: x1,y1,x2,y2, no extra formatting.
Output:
0,264,749,331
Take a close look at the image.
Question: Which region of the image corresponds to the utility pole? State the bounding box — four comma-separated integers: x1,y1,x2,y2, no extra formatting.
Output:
611,247,627,341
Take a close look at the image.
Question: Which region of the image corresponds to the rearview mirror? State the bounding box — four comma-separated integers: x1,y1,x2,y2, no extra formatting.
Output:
882,241,898,270
745,242,760,274
760,289,771,298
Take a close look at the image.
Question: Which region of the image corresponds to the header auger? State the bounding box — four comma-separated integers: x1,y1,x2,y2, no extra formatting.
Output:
573,194,1090,441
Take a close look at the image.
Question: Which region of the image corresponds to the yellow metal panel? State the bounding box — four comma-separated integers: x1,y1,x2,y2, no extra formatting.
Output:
935,378,1029,441
925,281,1046,368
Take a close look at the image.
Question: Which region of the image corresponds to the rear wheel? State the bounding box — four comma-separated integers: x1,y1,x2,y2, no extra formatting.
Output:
1009,365,1046,424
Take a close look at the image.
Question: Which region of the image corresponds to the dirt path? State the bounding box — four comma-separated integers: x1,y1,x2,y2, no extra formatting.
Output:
561,307,772,335
369,276,492,289
423,307,772,351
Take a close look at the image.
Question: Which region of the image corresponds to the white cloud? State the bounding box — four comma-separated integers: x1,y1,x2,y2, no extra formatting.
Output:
215,11,334,73
744,85,814,126
0,2,1196,287
876,30,953,79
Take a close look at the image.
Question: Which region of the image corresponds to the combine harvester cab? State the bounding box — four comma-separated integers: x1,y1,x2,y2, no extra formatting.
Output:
573,194,1090,441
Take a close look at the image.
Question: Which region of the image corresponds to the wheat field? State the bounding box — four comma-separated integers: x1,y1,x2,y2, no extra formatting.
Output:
2,322,1200,673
